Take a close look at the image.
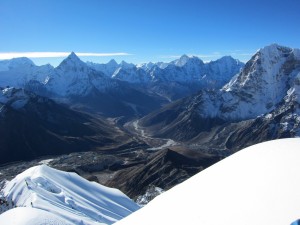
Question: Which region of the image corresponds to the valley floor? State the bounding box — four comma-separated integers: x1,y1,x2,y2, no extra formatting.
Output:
127,119,179,150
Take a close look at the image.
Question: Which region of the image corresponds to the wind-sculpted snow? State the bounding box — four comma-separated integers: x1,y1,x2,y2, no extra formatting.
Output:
0,165,139,225
116,138,300,225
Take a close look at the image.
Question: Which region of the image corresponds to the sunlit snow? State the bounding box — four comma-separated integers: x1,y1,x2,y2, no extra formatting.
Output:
0,165,139,225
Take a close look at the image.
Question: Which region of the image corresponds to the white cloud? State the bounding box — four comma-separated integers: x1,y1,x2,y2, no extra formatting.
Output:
0,52,131,60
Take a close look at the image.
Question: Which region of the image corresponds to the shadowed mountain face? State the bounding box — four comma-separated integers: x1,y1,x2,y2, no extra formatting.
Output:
0,88,135,164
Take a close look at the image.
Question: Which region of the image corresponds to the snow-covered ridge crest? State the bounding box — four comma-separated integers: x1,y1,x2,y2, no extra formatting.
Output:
87,53,244,85
0,165,139,225
110,54,243,85
116,138,300,225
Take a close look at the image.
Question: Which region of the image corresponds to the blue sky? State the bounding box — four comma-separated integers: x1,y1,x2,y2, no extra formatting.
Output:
0,0,299,66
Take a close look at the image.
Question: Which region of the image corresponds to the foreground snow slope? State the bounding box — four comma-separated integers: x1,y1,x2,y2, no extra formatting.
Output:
116,138,300,225
0,207,72,225
0,165,139,225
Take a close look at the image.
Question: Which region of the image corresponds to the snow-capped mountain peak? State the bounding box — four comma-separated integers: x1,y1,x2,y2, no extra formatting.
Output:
224,44,297,92
86,59,119,77
0,57,35,72
216,55,240,65
120,60,135,69
56,52,87,71
46,52,99,96
258,43,292,57
216,44,300,120
175,54,190,66
68,51,80,60
107,59,118,67
8,57,35,68
174,55,205,69
136,62,155,71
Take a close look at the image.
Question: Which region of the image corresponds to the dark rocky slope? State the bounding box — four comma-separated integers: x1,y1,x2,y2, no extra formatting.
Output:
0,88,136,164
105,147,220,198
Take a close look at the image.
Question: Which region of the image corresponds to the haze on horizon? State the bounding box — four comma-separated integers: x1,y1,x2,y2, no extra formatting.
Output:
0,0,299,66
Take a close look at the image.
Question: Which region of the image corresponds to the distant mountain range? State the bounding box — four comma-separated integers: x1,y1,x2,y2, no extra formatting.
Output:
0,53,243,118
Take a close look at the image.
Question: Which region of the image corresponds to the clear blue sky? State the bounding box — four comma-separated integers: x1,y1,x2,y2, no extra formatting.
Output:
0,0,299,66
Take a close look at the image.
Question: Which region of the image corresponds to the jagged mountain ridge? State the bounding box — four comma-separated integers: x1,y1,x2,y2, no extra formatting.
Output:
138,44,300,152
91,54,244,100
0,52,243,91
24,53,163,118
0,52,243,117
89,54,243,85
